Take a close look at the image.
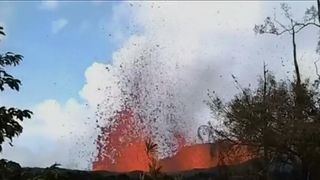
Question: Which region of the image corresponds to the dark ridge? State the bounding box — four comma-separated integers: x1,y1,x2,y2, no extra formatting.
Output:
0,158,298,180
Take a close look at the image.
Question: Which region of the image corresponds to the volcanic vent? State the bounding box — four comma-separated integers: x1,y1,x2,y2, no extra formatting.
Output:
91,40,251,172
92,43,191,171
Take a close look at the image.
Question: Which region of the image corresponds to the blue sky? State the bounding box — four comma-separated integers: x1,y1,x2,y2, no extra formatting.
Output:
0,1,125,106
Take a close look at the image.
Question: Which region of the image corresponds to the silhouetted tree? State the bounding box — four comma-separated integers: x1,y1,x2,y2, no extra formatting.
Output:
202,2,320,179
0,26,32,151
254,2,320,85
207,67,320,179
252,2,320,178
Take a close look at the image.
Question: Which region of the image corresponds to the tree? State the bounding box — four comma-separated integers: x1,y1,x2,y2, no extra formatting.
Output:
207,68,320,178
254,2,320,85
203,2,320,179
252,2,320,178
0,26,32,151
145,139,162,179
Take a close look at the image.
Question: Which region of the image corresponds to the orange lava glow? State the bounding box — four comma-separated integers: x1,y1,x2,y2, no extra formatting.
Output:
92,109,252,172
93,109,150,172
160,143,251,172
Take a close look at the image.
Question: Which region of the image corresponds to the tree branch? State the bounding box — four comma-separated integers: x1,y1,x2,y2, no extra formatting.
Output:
314,60,320,78
295,22,320,33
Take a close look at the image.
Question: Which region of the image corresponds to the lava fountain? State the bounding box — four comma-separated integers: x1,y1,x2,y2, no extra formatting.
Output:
91,42,252,172
93,109,149,171
92,107,251,172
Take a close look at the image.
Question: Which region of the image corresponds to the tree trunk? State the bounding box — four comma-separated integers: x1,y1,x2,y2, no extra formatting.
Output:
301,160,311,180
292,28,301,85
317,0,320,23
262,63,269,180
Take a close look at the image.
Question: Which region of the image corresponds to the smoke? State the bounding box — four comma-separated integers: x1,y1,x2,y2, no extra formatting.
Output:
93,1,319,159
93,2,267,158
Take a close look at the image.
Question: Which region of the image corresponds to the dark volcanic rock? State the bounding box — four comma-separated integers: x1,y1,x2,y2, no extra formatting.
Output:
0,158,299,180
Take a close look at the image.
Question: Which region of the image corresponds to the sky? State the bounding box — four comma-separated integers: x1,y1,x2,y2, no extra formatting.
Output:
0,0,319,170
0,1,126,105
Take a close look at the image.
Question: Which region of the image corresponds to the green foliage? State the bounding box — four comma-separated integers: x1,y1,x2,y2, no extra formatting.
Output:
0,52,24,91
0,26,5,36
31,164,67,180
0,26,32,152
0,107,32,150
0,159,21,180
204,2,320,179
206,70,320,179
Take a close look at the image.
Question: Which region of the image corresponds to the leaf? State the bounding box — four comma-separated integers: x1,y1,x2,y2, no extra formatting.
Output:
0,26,4,36
49,162,61,169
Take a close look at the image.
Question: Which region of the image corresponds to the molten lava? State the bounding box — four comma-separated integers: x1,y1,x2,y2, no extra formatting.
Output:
160,143,251,172
92,109,252,172
93,110,150,172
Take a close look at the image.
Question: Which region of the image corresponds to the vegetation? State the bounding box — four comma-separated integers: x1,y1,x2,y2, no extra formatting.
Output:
253,1,320,85
143,139,163,180
0,158,266,180
0,26,32,152
203,1,320,180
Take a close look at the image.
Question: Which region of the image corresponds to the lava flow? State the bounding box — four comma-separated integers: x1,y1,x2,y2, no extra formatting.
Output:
92,109,252,172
